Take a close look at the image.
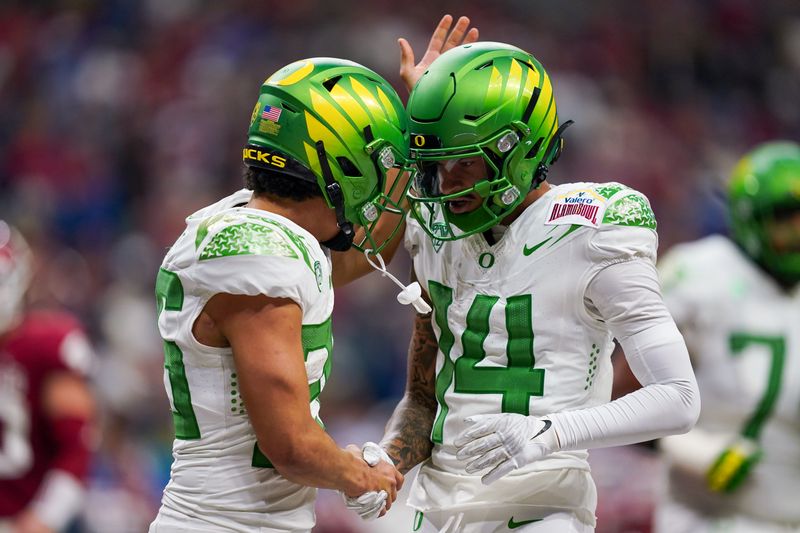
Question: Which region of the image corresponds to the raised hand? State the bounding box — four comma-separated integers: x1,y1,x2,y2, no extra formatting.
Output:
398,14,479,92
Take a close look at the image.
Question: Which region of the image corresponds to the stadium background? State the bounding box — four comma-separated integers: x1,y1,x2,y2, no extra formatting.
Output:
1,0,798,531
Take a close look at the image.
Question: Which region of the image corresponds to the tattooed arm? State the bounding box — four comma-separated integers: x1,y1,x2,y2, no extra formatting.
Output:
379,269,439,474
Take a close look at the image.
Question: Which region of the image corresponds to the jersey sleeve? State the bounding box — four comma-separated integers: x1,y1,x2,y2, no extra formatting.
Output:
600,186,658,232
546,187,700,451
185,218,323,312
587,186,659,267
581,217,658,325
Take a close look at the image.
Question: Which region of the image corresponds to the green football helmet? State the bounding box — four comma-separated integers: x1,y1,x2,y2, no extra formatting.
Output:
729,141,800,285
405,42,571,240
244,58,410,252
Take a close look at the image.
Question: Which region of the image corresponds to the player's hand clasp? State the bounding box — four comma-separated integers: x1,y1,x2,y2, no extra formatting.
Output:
342,442,397,520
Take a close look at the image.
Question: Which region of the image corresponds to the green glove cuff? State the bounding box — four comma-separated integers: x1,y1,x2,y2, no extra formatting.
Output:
706,440,762,493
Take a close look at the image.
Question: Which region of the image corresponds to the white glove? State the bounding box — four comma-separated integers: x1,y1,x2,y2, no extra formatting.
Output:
454,413,558,485
344,489,388,521
362,441,394,467
342,442,394,520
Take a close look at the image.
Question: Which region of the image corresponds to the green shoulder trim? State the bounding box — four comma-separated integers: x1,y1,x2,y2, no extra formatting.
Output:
603,192,657,230
200,222,299,261
594,183,629,200
195,213,229,250
244,214,314,271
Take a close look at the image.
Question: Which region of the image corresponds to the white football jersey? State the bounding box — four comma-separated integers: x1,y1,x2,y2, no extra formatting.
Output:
152,189,334,532
659,235,800,523
405,182,658,514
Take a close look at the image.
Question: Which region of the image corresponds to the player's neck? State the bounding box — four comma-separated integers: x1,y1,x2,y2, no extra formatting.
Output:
246,194,339,243
500,180,551,226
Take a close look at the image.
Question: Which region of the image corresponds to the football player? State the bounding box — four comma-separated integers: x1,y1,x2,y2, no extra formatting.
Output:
374,34,701,532
653,141,800,533
0,221,96,533
148,58,411,533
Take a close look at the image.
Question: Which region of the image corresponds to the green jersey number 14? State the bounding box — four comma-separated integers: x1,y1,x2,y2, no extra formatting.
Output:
428,281,545,444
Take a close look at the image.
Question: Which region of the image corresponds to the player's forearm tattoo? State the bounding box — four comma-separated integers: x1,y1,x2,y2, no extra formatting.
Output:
380,311,439,474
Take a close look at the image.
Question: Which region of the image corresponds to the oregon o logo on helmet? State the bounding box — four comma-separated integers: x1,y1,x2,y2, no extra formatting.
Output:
414,135,426,147
478,252,495,268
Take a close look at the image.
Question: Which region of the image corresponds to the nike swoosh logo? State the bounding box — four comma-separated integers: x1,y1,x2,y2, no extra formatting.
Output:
508,517,544,529
532,419,552,439
522,237,552,256
524,224,584,256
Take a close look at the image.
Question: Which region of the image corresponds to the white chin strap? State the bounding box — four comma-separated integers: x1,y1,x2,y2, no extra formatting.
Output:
363,250,432,314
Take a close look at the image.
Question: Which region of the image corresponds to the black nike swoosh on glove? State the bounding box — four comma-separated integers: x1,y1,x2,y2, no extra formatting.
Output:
531,419,552,440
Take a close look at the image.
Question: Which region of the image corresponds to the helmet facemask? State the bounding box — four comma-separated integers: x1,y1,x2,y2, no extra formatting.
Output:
408,121,571,242
408,126,525,240
347,127,412,254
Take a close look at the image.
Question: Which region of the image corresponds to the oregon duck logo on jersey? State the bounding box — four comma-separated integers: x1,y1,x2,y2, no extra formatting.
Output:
430,222,449,253
313,260,323,292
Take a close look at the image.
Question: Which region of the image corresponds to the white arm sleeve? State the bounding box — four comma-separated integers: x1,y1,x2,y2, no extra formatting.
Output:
549,259,700,450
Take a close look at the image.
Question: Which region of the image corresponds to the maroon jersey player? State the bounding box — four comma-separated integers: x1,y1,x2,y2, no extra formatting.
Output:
0,221,96,533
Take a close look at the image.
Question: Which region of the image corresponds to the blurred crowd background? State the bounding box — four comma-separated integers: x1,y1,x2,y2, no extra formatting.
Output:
1,0,799,531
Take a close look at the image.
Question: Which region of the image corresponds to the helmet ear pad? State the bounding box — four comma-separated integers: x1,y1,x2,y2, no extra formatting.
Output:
501,119,574,194
534,120,573,186
500,133,542,197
